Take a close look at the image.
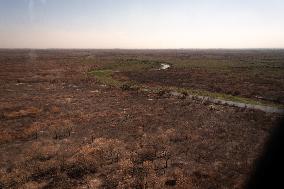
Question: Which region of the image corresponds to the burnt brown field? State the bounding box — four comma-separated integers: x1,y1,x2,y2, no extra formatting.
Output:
0,49,283,189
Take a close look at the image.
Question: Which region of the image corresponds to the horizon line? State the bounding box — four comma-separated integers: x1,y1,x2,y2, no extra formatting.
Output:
1,48,284,50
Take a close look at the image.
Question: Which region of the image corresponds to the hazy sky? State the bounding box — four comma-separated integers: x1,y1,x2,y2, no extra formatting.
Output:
0,0,284,48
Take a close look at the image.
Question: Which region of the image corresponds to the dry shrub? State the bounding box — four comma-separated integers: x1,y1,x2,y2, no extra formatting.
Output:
50,106,61,113
19,181,47,189
85,178,103,189
4,107,41,119
26,140,61,161
0,122,45,143
23,122,45,139
119,158,134,172
142,160,159,188
0,131,15,143
1,140,74,188
70,138,148,188
77,112,93,122
142,162,195,188
49,120,73,140
0,166,29,188
73,137,126,167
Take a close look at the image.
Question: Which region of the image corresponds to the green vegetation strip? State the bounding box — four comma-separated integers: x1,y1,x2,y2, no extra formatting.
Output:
89,70,122,86
88,59,164,86
88,68,284,111
87,58,283,111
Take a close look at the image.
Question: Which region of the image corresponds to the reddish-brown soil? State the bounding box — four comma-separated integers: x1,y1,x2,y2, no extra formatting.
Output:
0,50,282,189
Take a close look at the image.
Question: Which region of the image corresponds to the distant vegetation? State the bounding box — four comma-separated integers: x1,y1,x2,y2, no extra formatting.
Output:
86,50,284,108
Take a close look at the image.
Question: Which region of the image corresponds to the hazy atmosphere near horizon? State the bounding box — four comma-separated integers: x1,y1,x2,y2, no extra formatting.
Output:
0,0,284,48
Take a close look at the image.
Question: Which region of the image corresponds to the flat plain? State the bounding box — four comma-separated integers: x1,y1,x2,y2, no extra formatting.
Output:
0,49,283,188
